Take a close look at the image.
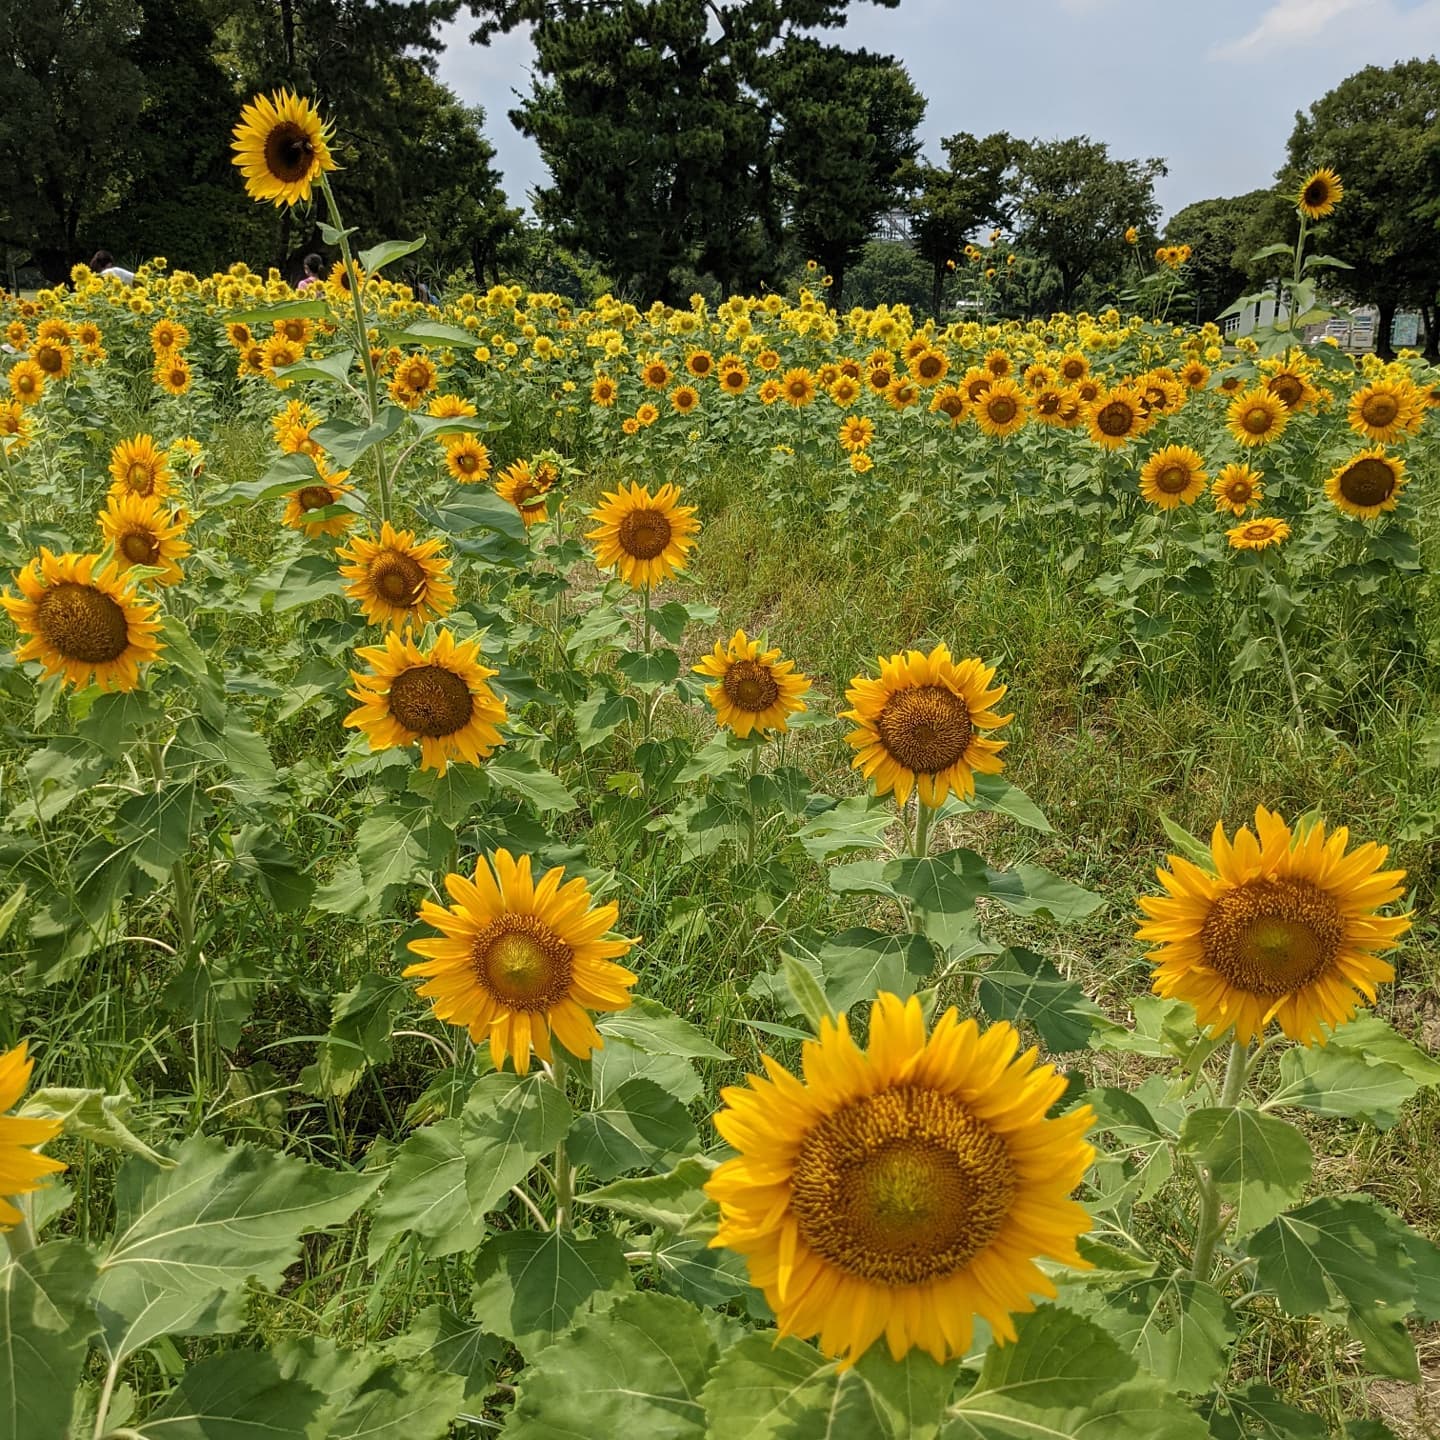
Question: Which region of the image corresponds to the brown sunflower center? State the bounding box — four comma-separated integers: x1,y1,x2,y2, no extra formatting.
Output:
387,663,473,737
985,395,1018,424
1200,879,1343,996
36,582,130,664
126,462,155,492
617,507,672,560
1061,359,1085,380
373,550,427,605
1225,479,1253,503
471,916,575,1010
1268,375,1303,409
938,395,965,418
871,368,892,388
723,371,744,389
297,485,335,511
1242,405,1275,434
1303,179,1330,208
264,120,317,184
1360,393,1399,428
1339,457,1397,507
918,355,944,378
120,530,161,565
790,1085,1017,1285
1095,400,1134,437
876,684,974,775
1242,523,1273,542
35,345,63,374
1155,464,1191,495
721,659,779,713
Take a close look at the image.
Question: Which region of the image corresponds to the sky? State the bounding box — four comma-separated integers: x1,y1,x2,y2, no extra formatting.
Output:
434,0,1440,222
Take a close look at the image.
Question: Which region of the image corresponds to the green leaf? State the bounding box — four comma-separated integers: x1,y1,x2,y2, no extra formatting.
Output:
1245,1194,1415,1319
354,801,453,906
568,1076,699,1180
358,236,426,274
1267,1045,1420,1130
460,1070,575,1213
984,862,1105,922
0,1240,98,1440
506,1291,731,1440
677,730,749,783
387,319,479,348
1205,1383,1329,1440
96,1135,379,1362
647,1234,749,1307
1178,1106,1312,1236
1158,814,1215,870
781,951,834,1031
576,686,639,751
140,1350,323,1439
619,647,681,690
385,1306,504,1403
275,1340,466,1440
803,928,936,1012
225,298,330,324
299,973,411,1099
794,795,893,860
885,848,990,951
366,1119,485,1262
470,1229,633,1355
274,348,355,386
583,1158,717,1235
597,996,730,1061
1323,1016,1440,1086
312,405,406,467
1084,1274,1236,1392
485,751,578,814
421,489,527,543
978,948,1103,1051
24,1087,168,1166
963,774,1053,833
116,782,214,883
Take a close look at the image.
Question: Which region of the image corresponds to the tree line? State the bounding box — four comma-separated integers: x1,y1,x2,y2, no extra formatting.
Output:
4,0,1439,353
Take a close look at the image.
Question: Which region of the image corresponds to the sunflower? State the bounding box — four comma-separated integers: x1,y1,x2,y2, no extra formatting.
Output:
149,318,189,354
693,629,811,738
640,358,672,391
983,349,1011,378
1138,806,1409,1045
781,367,817,407
930,385,967,424
1086,387,1145,450
1031,386,1070,428
1263,367,1315,413
908,347,949,386
345,628,507,775
850,451,874,474
0,401,32,449
1347,380,1416,445
587,481,699,590
635,402,660,427
429,393,477,420
337,522,456,629
867,363,894,394
960,368,993,405
972,377,1027,438
8,360,45,406
155,354,192,395
1296,168,1343,220
99,492,191,585
591,374,618,407
231,89,336,207
1226,388,1288,448
5,321,29,348
685,350,714,379
839,415,875,452
31,340,72,380
707,993,1095,1366
1023,362,1055,392
443,435,492,485
1325,448,1406,519
405,849,637,1075
107,434,172,501
1138,444,1207,509
276,315,312,346
0,1042,66,1230
828,375,859,406
2,549,163,691
1227,517,1290,551
671,383,700,415
226,320,254,350
281,463,355,538
1057,351,1089,383
1211,463,1263,516
720,363,750,396
843,643,1011,809
756,348,781,372
496,458,555,528
883,377,920,411
1179,359,1210,390
325,260,364,298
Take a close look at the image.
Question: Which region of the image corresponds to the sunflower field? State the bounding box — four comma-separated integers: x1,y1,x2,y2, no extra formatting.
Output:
0,94,1438,1440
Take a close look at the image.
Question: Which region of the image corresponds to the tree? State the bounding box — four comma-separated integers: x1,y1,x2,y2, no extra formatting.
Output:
1011,136,1164,312
904,131,1013,317
1284,58,1440,360
0,0,146,279
768,42,923,306
1164,191,1270,323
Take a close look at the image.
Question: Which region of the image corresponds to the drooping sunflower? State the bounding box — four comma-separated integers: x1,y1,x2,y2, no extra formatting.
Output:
404,849,637,1075
1296,168,1343,220
693,629,811,738
0,401,32,449
1347,379,1416,445
231,89,336,207
973,377,1028,438
1138,444,1208,509
0,1042,66,1230
1325,447,1406,519
1085,386,1145,450
99,492,191,585
843,643,1011,809
1211,462,1263,516
108,434,172,501
839,415,875,452
1138,806,1409,1045
707,993,1095,1366
586,481,699,590
336,522,456,629
1226,388,1288,449
344,627,507,775
281,464,355,538
443,435,492,485
496,458,555,528
154,353,192,396
1226,516,1290,551
8,360,45,406
2,549,163,691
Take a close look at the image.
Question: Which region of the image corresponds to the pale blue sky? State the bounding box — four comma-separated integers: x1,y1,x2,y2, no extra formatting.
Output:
435,0,1440,221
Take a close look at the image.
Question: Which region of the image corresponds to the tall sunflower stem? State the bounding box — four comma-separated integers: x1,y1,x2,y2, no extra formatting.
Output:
745,743,761,868
640,586,654,746
1269,610,1307,736
1190,1038,1252,1281
912,798,934,860
549,1055,572,1232
317,172,391,523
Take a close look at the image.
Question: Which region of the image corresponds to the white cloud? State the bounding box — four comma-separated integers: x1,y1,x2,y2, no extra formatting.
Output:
1213,0,1371,59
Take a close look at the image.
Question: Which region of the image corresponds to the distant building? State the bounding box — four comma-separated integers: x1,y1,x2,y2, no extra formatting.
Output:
1222,293,1425,352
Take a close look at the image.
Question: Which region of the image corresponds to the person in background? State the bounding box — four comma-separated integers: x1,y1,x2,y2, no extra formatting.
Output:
90,250,136,285
296,253,325,291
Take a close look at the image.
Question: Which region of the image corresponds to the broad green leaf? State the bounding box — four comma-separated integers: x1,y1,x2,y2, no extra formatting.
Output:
677,730,749,783
594,1033,703,1105
597,996,730,1061
314,1363,464,1439
1204,1382,1329,1440
1267,1045,1419,1129
385,1305,504,1403
583,1158,717,1235
788,927,936,1013
618,647,681,689
978,948,1103,1051
459,1070,575,1213
421,489,527,543
794,795,893,860
24,1087,168,1166
647,1235,749,1307
96,1135,378,1361
0,1240,98,1440
224,298,330,324
782,951,834,1031
366,1119,485,1262
299,972,411,1098
1323,1016,1440,1086
506,1291,732,1440
567,1076,699,1180
387,320,479,349
116,782,214,883
485,751,578,814
853,1347,960,1440
963,774,1053,833
1082,1274,1235,1392
1158,813,1215,870
139,1349,323,1438
983,862,1105,923
470,1229,632,1354
575,685,639,750
312,405,406,466
358,235,426,274
884,848,990,951
1346,1301,1418,1381
1178,1106,1311,1235
274,348,355,386
354,801,454,906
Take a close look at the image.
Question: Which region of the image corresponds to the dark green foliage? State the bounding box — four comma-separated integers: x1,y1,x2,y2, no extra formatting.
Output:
1164,191,1272,324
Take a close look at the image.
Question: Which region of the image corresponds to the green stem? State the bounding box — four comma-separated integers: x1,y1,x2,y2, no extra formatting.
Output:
745,743,761,868
549,1055,572,1232
1269,611,1306,736
640,586,653,746
1191,1038,1251,1281
317,171,391,523
912,798,934,859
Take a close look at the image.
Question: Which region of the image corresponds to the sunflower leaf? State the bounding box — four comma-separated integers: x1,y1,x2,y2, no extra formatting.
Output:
366,1119,486,1262
358,236,426,275
139,1350,324,1439
485,750,578,814
567,1076,699,1181
1266,1045,1420,1130
1178,1106,1311,1235
978,948,1103,1052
